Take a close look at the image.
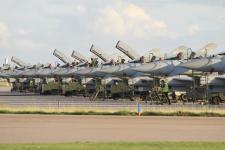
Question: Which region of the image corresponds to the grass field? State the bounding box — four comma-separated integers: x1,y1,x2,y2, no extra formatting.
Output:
0,106,225,117
0,142,225,150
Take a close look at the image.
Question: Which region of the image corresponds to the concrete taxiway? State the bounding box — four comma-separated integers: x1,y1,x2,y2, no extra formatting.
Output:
0,115,224,143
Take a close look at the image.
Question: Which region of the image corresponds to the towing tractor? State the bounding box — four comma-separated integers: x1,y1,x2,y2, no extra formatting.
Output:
110,78,133,100
40,78,61,95
61,78,84,96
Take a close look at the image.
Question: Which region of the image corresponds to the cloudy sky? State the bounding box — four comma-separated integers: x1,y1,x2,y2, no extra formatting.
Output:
0,0,225,65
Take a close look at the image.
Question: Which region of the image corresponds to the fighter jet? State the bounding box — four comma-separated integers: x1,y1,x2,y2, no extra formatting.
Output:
178,43,225,73
0,58,11,78
1,57,37,91
131,46,191,76
70,45,122,94
179,55,225,73
51,49,77,77
130,44,218,95
74,44,114,78
132,43,217,76
73,44,123,87
99,41,144,77
4,57,28,78
98,41,154,93
5,56,51,80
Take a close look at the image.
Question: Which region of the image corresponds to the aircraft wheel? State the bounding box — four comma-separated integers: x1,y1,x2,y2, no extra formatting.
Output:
211,96,220,105
180,94,187,102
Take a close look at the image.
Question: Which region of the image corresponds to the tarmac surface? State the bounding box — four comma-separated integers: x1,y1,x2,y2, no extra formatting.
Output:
0,91,225,114
0,114,225,143
0,91,225,110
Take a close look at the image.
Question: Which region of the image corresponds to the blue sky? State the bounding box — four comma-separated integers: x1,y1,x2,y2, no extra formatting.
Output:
0,0,224,64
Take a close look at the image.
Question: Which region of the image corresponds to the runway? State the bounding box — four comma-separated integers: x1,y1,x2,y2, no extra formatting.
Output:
0,114,225,143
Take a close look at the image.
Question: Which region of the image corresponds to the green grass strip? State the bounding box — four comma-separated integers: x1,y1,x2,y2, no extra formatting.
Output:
0,142,225,150
0,109,225,117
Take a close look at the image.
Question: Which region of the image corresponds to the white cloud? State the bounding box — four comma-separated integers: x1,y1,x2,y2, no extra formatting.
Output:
0,22,9,48
14,38,45,51
218,16,225,23
95,6,125,36
76,5,86,14
16,28,32,36
0,22,43,51
188,24,200,36
94,1,173,38
0,23,44,51
42,3,86,17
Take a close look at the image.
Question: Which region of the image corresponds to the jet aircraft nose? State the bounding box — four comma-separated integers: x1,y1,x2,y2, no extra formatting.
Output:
179,58,210,70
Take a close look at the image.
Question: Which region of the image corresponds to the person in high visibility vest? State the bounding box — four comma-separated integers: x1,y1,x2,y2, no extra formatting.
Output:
160,80,171,105
29,80,33,86
29,80,34,90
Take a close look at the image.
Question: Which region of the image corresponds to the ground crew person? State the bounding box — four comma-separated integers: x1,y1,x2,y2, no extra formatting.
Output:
29,79,33,91
160,79,171,104
90,58,98,67
90,58,94,67
140,56,144,63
